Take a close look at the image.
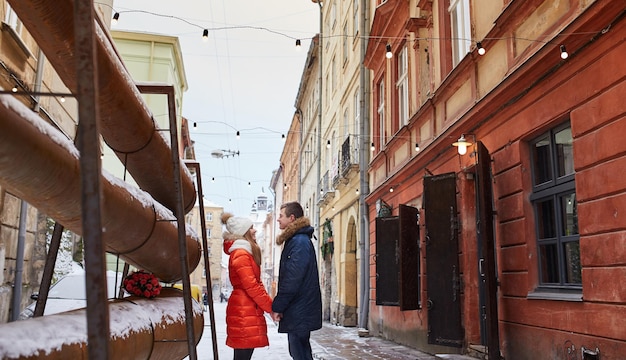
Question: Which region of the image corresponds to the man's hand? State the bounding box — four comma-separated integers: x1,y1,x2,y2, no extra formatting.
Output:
271,312,283,322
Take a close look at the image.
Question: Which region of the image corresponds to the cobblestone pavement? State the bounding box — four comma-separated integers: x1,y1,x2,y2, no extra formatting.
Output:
191,301,438,360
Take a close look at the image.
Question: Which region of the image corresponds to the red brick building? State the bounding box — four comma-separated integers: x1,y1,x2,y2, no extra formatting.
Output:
364,0,625,358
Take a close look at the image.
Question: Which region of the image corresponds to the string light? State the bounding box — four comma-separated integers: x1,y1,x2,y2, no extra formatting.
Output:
60,96,66,103
95,5,604,62
236,130,240,139
295,39,302,50
326,140,331,149
476,41,486,55
560,45,569,59
112,12,119,24
415,143,420,152
282,134,285,141
202,29,209,42
11,84,18,93
371,142,375,152
389,187,394,193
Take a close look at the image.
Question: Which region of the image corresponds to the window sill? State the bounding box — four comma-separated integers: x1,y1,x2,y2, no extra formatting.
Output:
1,22,33,59
527,288,583,302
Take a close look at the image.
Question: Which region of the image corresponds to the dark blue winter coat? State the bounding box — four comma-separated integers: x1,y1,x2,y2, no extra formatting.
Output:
272,217,322,333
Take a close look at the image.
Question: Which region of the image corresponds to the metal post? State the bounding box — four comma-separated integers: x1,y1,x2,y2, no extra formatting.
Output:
187,161,219,359
74,1,109,358
33,223,64,317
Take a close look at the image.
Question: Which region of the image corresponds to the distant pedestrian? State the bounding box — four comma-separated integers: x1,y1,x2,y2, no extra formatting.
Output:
222,212,275,360
272,201,322,360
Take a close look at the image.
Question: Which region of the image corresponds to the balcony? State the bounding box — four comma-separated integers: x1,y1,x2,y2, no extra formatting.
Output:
332,135,360,189
318,170,335,205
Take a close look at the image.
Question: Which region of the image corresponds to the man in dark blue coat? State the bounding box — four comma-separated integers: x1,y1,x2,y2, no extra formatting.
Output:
272,201,322,360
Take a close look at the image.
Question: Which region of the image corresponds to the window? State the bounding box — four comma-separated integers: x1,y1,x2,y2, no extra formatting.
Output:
530,122,580,288
354,89,360,136
207,228,212,238
343,23,348,64
353,0,359,37
449,0,471,66
343,108,349,139
4,4,23,35
396,46,409,127
205,212,212,222
377,78,385,148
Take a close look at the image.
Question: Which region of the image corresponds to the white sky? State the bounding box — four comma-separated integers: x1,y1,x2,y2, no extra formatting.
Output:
111,0,319,216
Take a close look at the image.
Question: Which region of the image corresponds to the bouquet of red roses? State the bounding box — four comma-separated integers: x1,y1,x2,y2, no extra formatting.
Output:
123,270,162,299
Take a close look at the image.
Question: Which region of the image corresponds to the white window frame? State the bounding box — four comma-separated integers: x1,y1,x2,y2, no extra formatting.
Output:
396,46,409,127
4,4,22,34
378,78,385,148
449,0,471,66
353,0,359,38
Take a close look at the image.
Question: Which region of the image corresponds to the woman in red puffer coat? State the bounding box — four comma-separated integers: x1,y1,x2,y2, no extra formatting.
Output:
222,212,274,360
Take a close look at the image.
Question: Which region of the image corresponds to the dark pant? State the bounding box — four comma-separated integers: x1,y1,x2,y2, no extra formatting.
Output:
233,348,254,360
287,331,313,360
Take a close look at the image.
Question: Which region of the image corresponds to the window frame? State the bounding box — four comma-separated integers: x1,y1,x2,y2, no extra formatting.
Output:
529,122,581,292
377,77,385,148
396,45,409,128
448,0,471,66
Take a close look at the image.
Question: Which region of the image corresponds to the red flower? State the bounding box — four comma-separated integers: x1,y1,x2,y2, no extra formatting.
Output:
123,270,162,299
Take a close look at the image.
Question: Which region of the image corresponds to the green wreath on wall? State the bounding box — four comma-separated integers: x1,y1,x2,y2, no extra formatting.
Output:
321,218,334,258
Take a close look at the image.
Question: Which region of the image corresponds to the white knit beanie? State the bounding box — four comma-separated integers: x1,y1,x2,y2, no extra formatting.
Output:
221,212,253,239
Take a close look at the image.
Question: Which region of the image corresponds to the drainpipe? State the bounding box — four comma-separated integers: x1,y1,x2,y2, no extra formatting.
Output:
314,0,323,247
11,48,46,322
358,0,371,331
9,201,27,322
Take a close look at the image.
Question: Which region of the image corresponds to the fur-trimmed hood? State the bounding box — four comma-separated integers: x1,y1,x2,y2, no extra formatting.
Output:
223,238,252,255
276,216,311,245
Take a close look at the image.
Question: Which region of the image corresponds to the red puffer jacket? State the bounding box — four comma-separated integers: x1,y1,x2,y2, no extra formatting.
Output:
224,239,273,349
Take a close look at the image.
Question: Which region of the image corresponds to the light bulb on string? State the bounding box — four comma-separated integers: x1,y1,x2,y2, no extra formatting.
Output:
560,45,568,59
112,12,120,25
295,39,302,50
202,29,209,42
477,42,486,55
385,44,393,59
236,130,240,140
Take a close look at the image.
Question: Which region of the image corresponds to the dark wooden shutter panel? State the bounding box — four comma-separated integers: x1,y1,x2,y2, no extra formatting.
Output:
399,204,420,310
375,216,399,306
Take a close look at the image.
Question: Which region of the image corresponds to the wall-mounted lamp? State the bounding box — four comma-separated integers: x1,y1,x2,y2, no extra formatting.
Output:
385,44,393,59
452,134,473,155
